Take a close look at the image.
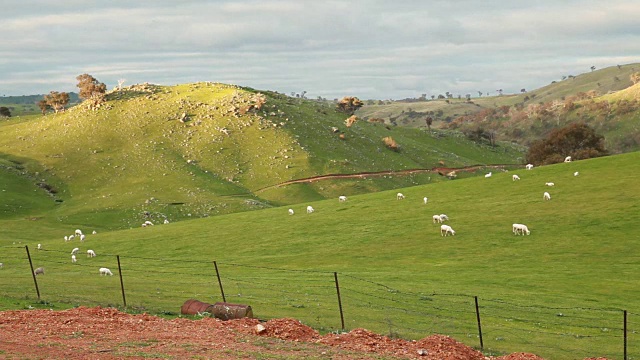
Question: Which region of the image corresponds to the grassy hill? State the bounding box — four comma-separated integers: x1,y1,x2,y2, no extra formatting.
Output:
356,63,640,129
0,151,638,358
0,82,523,231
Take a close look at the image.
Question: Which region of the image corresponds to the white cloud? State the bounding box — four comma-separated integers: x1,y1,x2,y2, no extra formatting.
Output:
1,0,639,98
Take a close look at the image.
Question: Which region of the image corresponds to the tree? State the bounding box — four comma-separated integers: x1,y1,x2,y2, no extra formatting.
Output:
631,72,640,85
520,88,526,93
477,91,482,97
0,106,10,117
44,91,70,113
590,66,596,72
526,123,607,165
336,96,363,115
37,100,50,115
425,116,433,131
76,74,107,108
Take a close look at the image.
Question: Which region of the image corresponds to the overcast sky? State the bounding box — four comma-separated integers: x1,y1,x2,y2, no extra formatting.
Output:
1,1,639,99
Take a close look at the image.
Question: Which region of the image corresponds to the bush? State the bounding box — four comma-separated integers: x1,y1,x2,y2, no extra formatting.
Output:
526,123,607,165
382,136,399,151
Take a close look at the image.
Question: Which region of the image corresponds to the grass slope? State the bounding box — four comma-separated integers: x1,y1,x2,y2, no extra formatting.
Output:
357,62,640,128
0,82,523,231
0,151,638,358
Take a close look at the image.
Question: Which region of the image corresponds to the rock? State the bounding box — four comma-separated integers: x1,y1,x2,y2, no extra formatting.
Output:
255,324,266,334
417,349,428,356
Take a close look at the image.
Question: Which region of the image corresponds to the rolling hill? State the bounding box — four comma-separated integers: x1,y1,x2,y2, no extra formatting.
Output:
0,82,524,231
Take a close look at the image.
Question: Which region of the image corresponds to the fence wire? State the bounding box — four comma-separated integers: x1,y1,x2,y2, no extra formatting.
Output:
0,245,633,358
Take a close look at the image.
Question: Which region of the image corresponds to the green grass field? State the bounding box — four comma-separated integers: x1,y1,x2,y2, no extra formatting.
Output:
1,151,638,358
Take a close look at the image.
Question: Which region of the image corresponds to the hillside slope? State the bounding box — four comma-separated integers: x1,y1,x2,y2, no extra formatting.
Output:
0,82,523,229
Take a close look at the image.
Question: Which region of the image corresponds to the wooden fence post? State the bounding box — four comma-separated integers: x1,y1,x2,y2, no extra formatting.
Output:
25,245,40,300
475,296,484,350
334,272,345,331
214,261,226,302
117,255,126,307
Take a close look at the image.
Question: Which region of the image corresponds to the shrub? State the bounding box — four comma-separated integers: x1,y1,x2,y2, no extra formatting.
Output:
382,136,399,151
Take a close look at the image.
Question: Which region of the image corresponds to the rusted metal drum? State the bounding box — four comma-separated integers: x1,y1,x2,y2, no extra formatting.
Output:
211,302,253,320
181,299,215,315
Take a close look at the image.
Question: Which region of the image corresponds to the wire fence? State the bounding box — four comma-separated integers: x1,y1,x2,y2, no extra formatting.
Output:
0,245,633,359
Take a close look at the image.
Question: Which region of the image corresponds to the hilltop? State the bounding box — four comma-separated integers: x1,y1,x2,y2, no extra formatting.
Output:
0,82,523,230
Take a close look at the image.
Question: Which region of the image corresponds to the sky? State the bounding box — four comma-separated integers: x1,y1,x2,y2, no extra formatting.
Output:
1,1,639,100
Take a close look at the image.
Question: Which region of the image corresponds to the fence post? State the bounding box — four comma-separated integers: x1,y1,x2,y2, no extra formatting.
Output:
334,272,345,331
474,296,484,350
624,310,627,360
116,255,126,307
25,245,40,300
213,261,226,302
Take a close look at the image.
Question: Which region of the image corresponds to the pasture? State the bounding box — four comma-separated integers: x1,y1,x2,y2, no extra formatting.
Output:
1,151,639,358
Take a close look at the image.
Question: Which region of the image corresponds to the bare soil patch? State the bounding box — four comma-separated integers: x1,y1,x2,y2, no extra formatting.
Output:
0,307,609,359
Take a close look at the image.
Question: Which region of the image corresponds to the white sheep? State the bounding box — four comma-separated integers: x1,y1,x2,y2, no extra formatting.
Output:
439,214,449,221
99,267,113,276
163,219,170,224
574,171,579,176
92,230,97,234
485,172,492,178
64,235,69,242
288,208,294,215
34,267,44,276
564,156,572,163
87,249,96,258
68,234,75,240
545,182,555,187
0,263,4,269
543,192,551,201
71,247,79,255
440,224,456,236
397,193,405,200
71,254,77,263
37,244,42,250
432,214,443,223
512,223,531,235
306,205,314,214
512,174,520,181
80,234,85,242
526,164,534,170
423,197,428,204
75,229,83,236
339,195,347,202
144,220,154,226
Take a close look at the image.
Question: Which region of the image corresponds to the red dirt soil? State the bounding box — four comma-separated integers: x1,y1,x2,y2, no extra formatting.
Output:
0,307,610,359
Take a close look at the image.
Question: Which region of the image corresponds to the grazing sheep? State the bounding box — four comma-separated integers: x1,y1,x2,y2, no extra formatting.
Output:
80,234,86,242
163,219,170,224
71,255,77,263
75,229,83,236
68,235,75,241
71,248,79,255
574,171,579,176
543,192,551,201
440,224,456,236
512,174,520,181
564,156,572,163
339,195,347,202
144,220,154,226
512,223,531,235
397,193,405,200
484,172,492,178
37,244,42,250
34,267,44,276
288,208,294,215
99,267,113,276
439,214,449,221
432,214,443,223
306,205,314,214
87,250,96,258
423,197,428,204
526,164,534,170
64,235,69,242
545,182,555,187
92,230,97,234
0,263,3,269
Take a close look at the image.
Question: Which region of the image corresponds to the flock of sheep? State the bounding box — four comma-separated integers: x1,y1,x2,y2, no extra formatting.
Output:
28,228,114,278
287,158,578,240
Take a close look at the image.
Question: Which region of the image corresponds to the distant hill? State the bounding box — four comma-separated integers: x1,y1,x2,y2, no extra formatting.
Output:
356,63,640,153
0,82,523,230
